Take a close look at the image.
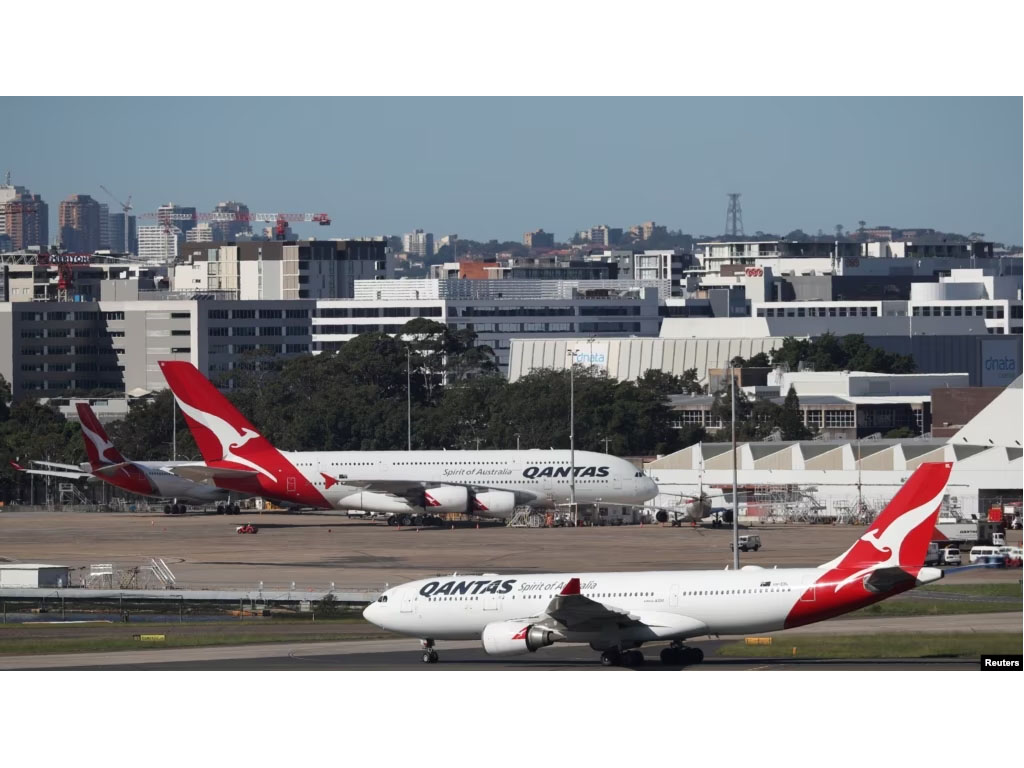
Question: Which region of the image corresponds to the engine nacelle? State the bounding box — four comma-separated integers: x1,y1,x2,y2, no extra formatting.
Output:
471,490,516,518
422,485,469,514
481,620,557,656
655,509,669,523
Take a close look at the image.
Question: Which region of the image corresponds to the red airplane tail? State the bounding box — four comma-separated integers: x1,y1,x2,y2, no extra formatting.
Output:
821,461,952,571
157,361,280,466
76,402,126,468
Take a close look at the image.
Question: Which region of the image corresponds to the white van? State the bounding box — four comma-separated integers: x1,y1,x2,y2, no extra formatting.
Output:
969,545,1005,565
940,546,961,566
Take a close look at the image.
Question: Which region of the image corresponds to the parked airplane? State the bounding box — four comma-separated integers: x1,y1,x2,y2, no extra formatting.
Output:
10,402,242,514
158,360,659,521
363,462,953,666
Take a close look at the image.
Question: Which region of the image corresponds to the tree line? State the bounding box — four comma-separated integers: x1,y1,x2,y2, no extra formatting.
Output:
0,323,919,502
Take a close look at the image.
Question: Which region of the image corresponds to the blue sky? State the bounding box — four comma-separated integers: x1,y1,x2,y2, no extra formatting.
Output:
2,97,1021,245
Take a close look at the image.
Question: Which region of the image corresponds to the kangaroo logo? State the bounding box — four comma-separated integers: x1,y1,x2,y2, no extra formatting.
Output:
81,422,120,465
824,485,947,593
173,395,276,482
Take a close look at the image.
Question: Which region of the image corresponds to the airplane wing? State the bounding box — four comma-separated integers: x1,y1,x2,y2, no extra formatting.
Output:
31,459,86,471
168,465,260,485
531,578,709,638
10,461,92,481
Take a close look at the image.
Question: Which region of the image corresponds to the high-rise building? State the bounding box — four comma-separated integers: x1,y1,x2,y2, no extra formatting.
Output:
137,225,179,263
0,178,28,241
523,229,555,248
589,225,623,247
402,229,434,259
98,203,111,250
109,213,137,254
186,223,215,243
212,200,252,240
59,194,102,252
157,202,197,239
3,193,48,250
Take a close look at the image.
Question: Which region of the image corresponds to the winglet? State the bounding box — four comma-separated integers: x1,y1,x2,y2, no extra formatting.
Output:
9,460,24,471
560,578,581,596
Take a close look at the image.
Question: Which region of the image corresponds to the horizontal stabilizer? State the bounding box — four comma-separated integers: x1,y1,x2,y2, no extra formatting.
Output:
169,465,260,485
31,459,87,471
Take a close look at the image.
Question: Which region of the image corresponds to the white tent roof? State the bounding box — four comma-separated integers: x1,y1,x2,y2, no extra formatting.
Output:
948,375,1023,448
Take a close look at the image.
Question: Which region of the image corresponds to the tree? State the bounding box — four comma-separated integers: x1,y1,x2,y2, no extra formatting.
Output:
106,390,198,461
0,373,10,423
779,385,813,440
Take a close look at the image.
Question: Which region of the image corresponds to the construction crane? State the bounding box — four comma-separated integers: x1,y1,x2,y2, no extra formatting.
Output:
99,186,134,254
139,210,331,240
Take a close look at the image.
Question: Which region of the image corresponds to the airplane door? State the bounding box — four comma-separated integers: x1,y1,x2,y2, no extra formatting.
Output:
670,584,679,608
286,476,297,493
401,591,414,613
614,472,622,490
484,594,498,611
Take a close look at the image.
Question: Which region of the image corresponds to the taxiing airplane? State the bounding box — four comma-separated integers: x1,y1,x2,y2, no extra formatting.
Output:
363,461,953,666
11,402,242,514
158,360,659,522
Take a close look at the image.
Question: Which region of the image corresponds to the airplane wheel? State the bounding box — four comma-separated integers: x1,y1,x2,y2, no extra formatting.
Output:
600,649,621,667
231,504,240,515
660,648,682,665
399,514,412,527
625,650,644,667
387,516,398,526
685,648,704,664
217,504,225,515
422,651,439,664
164,504,172,515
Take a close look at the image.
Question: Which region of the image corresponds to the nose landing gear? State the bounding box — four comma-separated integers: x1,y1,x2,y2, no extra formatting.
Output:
420,638,438,664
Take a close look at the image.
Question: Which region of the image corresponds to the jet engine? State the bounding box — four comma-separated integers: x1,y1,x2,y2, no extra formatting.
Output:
471,490,516,518
481,620,558,656
421,485,469,514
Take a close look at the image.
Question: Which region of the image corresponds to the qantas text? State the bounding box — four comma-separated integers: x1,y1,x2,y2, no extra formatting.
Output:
522,465,610,479
420,579,516,597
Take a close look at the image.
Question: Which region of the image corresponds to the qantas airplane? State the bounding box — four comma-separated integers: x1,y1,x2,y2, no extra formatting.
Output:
158,360,659,522
363,461,954,666
11,402,242,514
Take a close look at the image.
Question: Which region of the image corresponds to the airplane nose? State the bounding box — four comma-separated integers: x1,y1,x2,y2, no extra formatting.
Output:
645,477,659,499
362,601,380,625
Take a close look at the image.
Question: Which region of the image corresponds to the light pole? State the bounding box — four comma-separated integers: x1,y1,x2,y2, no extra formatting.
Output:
731,364,739,569
406,347,412,451
566,347,577,525
514,433,520,451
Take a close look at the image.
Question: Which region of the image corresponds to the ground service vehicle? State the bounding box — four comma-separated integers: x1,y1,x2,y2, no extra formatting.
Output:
940,546,961,565
236,523,258,534
364,462,953,666
730,535,761,552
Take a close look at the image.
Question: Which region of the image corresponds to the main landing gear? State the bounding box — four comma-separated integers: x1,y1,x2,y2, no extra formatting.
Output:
599,648,645,667
420,638,439,664
217,503,241,515
659,641,704,666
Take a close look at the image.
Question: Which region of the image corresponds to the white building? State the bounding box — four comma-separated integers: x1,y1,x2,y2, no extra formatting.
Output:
137,225,179,263
186,223,214,243
402,229,434,259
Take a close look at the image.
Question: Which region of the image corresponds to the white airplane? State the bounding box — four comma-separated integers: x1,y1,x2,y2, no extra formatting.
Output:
11,402,242,514
363,461,953,666
158,360,659,521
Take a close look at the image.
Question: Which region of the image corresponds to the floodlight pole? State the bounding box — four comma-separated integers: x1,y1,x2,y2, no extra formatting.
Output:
406,347,412,451
567,348,577,525
732,364,739,570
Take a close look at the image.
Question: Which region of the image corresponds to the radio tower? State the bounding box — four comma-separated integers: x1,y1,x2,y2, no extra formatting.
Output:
725,193,744,237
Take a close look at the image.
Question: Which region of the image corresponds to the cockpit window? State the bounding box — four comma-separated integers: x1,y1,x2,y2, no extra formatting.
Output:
377,595,388,603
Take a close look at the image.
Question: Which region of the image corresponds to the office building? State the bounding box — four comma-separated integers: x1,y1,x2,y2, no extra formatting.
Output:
212,201,251,240
58,195,102,252
109,212,137,254
138,226,179,263
174,239,390,300
523,229,555,248
157,203,198,239
2,193,48,250
402,229,434,259
98,203,111,250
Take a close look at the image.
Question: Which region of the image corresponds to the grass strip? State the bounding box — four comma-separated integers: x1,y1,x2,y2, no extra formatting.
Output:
717,632,1022,659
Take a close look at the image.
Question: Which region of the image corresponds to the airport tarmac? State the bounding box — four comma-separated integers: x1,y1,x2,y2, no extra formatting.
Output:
1,509,1021,592
2,612,1017,670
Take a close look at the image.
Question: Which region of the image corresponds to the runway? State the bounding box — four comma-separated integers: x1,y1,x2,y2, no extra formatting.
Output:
4,612,1014,671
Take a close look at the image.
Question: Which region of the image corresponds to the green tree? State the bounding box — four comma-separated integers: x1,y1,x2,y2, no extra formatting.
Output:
779,385,813,440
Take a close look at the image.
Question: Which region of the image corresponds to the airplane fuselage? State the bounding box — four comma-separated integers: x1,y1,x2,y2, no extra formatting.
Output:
365,564,943,643
206,449,658,517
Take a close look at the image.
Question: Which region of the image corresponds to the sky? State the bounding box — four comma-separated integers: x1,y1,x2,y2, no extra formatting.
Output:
2,96,1021,246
